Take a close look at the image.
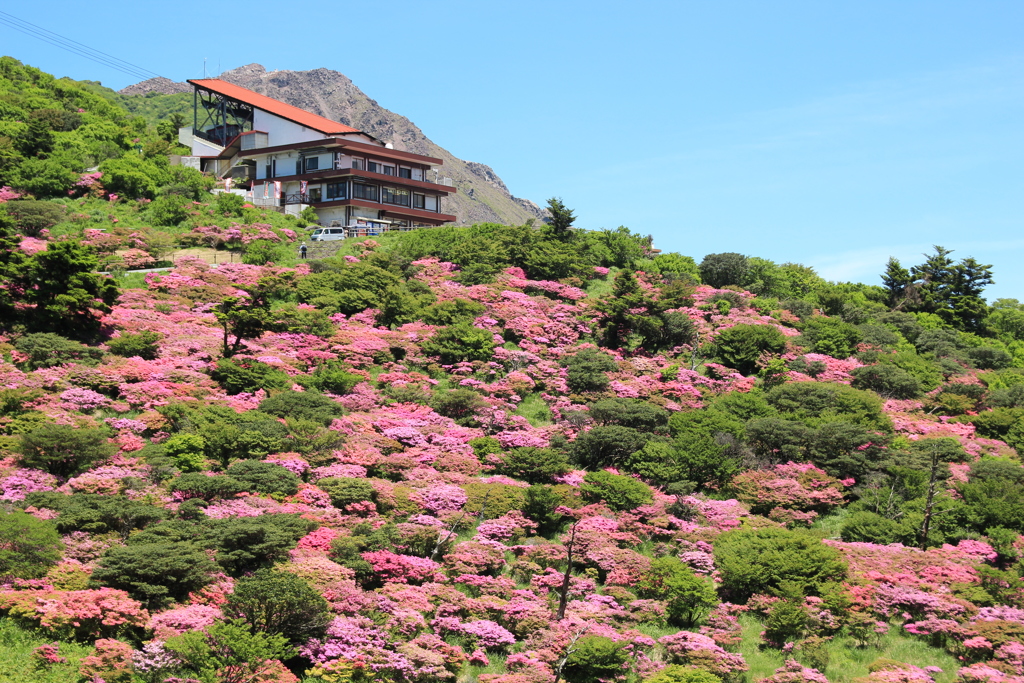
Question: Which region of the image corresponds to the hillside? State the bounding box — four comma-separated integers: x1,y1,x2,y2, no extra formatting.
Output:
121,65,546,226
2,55,1024,683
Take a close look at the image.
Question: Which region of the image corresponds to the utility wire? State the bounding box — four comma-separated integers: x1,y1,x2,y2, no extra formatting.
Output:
0,11,164,83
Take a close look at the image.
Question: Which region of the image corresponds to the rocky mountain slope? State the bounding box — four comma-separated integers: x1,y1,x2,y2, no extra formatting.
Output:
122,66,544,226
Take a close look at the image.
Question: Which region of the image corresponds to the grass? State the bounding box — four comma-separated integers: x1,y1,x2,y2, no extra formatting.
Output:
584,268,619,298
736,615,960,683
514,392,553,427
0,618,93,683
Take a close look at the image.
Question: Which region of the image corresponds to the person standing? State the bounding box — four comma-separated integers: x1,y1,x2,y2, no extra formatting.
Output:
300,243,308,259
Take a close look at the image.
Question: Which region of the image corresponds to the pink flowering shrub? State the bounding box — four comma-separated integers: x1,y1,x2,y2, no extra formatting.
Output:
361,551,441,584
658,630,749,677
0,587,148,639
78,638,134,683
730,461,846,515
147,604,223,639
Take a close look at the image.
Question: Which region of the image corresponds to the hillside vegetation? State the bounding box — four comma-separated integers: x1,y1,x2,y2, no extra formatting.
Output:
1,56,1024,683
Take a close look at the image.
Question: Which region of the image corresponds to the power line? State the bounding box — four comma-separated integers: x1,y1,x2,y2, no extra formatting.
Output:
0,11,164,83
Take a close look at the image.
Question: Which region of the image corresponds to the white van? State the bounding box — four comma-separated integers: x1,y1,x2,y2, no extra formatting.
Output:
310,227,346,241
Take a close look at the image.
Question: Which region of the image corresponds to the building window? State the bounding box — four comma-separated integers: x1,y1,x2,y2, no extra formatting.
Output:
382,186,410,206
353,183,378,201
308,187,322,203
351,158,363,170
367,161,379,173
424,196,438,212
399,167,412,179
382,165,395,176
413,193,425,209
326,181,347,200
305,157,319,172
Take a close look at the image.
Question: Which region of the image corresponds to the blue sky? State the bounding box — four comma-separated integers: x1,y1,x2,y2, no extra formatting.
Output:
3,1,1022,298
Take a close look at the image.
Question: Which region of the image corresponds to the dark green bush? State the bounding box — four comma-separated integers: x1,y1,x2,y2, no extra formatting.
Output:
850,364,923,399
561,635,631,683
301,364,364,395
580,470,653,511
840,511,902,544
13,332,104,370
561,347,619,394
428,388,488,426
698,252,749,289
714,323,787,375
493,447,570,484
93,541,217,609
171,473,248,501
18,424,116,478
588,398,669,431
317,477,376,509
55,494,166,537
420,298,487,326
106,330,162,360
570,425,655,469
713,527,847,601
206,515,316,576
636,556,718,626
257,390,345,426
210,358,291,395
799,316,862,358
223,569,330,644
225,460,300,496
0,510,62,579
421,323,496,364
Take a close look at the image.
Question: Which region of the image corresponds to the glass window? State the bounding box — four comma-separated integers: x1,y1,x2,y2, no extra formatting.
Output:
353,183,378,201
305,157,319,172
308,188,322,203
413,193,425,209
326,181,347,200
399,167,412,179
382,165,395,176
367,161,379,174
351,158,363,170
382,186,410,206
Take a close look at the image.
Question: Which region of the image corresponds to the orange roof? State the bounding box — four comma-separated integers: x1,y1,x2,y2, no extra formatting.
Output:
188,79,362,136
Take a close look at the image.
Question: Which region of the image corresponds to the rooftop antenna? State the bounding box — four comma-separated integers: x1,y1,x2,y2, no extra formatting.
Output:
203,58,207,78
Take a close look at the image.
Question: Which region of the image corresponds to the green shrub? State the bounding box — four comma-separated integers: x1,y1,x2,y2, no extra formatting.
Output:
800,316,862,358
18,424,116,478
225,460,300,497
636,556,718,626
462,483,527,519
206,515,316,576
223,569,330,644
420,298,487,326
164,620,293,683
579,470,653,511
713,527,847,601
561,347,618,393
840,511,902,544
162,433,207,472
301,364,364,395
493,447,570,484
317,477,376,509
210,358,291,395
0,510,62,578
54,494,166,538
587,398,669,431
93,541,217,609
170,473,247,501
421,323,496,364
106,330,161,360
714,323,787,375
645,666,723,683
561,635,631,683
766,381,890,431
428,388,488,426
698,252,749,289
257,390,345,426
850,363,923,399
570,425,655,469
13,333,104,369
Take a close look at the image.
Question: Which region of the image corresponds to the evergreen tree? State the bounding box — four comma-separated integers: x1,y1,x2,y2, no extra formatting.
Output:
545,197,576,238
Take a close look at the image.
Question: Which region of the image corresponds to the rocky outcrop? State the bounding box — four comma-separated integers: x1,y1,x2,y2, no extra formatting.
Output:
118,77,191,96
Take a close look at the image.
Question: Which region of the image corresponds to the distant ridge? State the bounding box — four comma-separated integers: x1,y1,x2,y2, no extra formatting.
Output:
122,65,545,226
118,76,190,96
